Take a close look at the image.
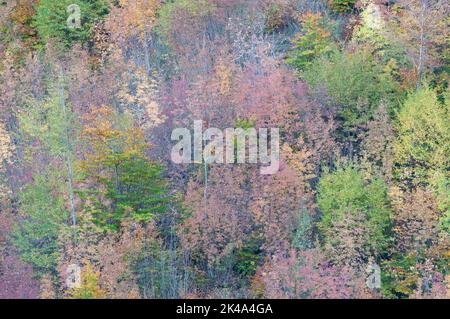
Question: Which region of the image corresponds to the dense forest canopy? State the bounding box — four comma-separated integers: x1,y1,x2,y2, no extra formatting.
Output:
0,0,448,299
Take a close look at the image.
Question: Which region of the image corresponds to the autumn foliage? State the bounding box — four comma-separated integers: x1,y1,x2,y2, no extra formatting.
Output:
0,0,448,300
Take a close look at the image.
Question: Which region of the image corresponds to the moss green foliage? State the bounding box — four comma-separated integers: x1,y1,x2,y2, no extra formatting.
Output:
303,50,400,136
234,236,263,278
107,158,169,224
157,0,214,37
12,173,67,275
393,87,449,230
33,0,109,48
393,87,449,190
287,13,336,71
292,206,314,251
2,0,449,300
317,163,392,256
381,253,420,299
132,240,182,299
329,0,356,14
352,3,410,71
80,157,168,232
19,81,78,159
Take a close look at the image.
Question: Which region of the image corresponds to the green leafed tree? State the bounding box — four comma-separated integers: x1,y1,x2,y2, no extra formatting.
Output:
329,0,357,14
303,50,400,142
393,86,449,190
79,106,169,232
393,87,449,229
12,173,68,276
317,163,392,266
104,157,169,225
33,0,109,48
352,2,411,74
287,12,336,72
19,70,78,226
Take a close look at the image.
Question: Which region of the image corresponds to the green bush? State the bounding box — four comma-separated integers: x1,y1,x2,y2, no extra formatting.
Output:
329,0,356,14
33,0,109,48
234,237,263,278
381,253,420,299
303,50,400,136
80,157,169,232
12,173,68,275
317,163,392,256
393,87,449,229
393,87,449,190
287,13,336,71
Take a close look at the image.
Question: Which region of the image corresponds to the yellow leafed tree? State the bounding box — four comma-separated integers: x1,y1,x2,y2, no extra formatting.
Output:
67,261,106,299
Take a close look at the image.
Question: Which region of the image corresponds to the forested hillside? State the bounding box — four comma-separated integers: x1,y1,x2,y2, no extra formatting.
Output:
0,0,448,299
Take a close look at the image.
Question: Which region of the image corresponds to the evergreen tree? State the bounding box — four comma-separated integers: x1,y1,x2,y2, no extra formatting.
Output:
33,0,109,47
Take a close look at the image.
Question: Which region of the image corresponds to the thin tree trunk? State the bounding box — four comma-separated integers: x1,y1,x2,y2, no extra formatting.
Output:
142,19,151,76
416,0,426,89
203,162,208,205
59,69,76,227
67,159,76,226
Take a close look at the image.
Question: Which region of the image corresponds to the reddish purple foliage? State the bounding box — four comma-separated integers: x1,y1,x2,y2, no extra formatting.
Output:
0,254,39,299
262,249,367,299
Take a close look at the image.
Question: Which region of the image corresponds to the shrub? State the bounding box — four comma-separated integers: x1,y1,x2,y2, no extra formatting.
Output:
303,50,400,137
317,163,391,262
33,0,109,47
287,12,335,71
329,0,356,14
